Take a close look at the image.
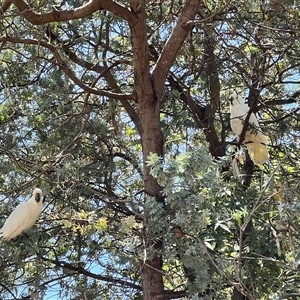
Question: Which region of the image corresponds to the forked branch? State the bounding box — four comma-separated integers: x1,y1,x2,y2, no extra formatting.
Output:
0,0,136,25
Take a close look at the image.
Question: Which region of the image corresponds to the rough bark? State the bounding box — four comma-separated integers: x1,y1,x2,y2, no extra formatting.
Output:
151,0,202,100
129,0,165,298
203,33,226,158
129,0,201,298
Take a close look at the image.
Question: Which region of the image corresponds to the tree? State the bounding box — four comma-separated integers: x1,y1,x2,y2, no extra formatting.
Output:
0,0,299,299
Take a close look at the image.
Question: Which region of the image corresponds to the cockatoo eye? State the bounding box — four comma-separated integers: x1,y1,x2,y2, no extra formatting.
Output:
35,193,41,202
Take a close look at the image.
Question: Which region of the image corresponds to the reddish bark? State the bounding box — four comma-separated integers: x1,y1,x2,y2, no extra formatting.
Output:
129,0,201,298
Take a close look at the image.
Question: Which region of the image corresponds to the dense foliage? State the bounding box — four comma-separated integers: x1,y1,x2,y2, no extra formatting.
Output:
0,0,299,299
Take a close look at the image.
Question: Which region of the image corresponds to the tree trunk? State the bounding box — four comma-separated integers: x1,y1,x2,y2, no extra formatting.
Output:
128,0,201,298
138,99,165,300
129,0,166,299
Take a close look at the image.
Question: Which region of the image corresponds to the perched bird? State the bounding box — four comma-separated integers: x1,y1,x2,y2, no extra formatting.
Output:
229,92,269,165
0,188,43,240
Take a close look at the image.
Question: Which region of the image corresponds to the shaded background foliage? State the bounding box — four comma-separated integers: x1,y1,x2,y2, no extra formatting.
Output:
0,0,300,299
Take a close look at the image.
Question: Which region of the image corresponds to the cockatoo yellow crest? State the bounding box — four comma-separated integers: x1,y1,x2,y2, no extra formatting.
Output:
229,92,269,165
0,188,43,240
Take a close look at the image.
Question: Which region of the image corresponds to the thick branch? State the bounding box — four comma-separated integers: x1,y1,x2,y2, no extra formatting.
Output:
0,0,10,16
151,0,201,101
62,47,142,133
114,152,143,178
167,75,205,127
202,32,225,158
1,0,136,25
38,255,142,290
264,107,300,124
204,32,220,114
129,0,153,103
258,90,300,109
0,36,134,100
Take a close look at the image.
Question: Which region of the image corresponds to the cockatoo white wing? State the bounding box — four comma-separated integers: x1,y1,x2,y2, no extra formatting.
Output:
230,92,269,165
230,103,249,138
0,188,43,240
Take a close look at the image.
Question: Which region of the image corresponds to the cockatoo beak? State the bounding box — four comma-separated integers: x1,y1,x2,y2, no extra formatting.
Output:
35,193,41,203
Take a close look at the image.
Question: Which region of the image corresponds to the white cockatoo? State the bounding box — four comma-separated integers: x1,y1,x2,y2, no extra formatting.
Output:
229,92,269,165
0,188,43,240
